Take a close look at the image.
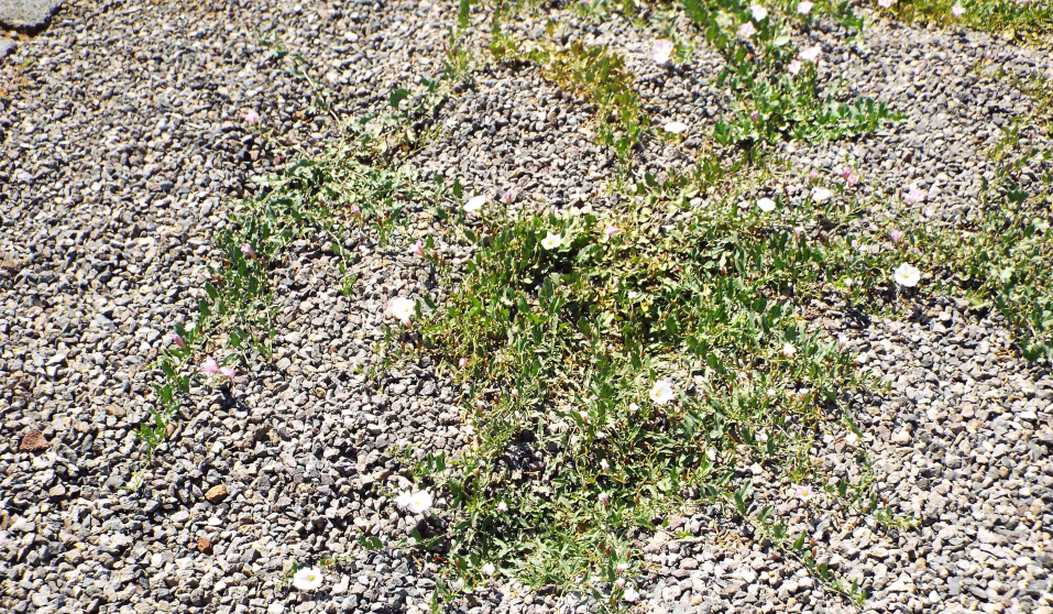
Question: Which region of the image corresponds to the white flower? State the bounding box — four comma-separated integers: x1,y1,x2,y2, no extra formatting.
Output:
951,2,965,16
811,187,833,202
737,21,757,39
598,492,610,505
463,194,486,214
616,561,630,573
878,0,894,7
845,431,859,447
797,1,814,14
652,39,674,65
481,562,496,576
787,59,802,75
750,4,769,20
757,197,776,213
541,232,563,250
799,45,822,63
292,567,323,591
623,586,640,602
795,484,814,501
649,379,676,405
385,297,415,325
893,263,921,288
496,501,508,512
395,489,433,514
600,459,610,471
782,342,797,357
663,120,689,134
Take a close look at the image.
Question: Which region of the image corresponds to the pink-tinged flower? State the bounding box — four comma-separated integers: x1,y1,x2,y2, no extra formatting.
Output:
737,21,757,39
903,184,927,203
219,366,236,379
788,60,802,75
168,332,187,348
652,39,674,65
840,166,859,187
604,224,620,240
411,239,424,258
200,358,221,377
800,45,821,63
889,228,905,243
240,243,256,259
795,484,815,500
750,4,769,21
951,2,965,16
500,187,519,204
878,0,894,7
242,109,260,125
598,492,610,505
797,1,814,14
458,357,468,368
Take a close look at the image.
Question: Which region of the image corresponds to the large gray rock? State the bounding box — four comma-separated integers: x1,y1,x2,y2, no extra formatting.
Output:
0,0,63,31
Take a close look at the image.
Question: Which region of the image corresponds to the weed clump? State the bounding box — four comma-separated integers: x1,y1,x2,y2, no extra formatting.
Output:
414,156,896,603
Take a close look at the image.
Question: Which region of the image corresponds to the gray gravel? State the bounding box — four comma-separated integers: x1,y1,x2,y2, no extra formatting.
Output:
1,1,1051,613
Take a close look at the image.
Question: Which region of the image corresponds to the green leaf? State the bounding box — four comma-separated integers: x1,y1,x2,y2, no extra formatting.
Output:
389,87,410,110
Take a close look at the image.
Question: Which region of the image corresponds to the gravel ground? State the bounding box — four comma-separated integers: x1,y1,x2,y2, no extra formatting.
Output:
1,1,1051,613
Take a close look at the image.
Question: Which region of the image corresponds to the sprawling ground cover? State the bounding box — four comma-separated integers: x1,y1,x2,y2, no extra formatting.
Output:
2,0,1050,612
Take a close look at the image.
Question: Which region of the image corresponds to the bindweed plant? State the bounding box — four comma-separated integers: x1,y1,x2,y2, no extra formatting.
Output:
887,0,1053,45
410,151,920,605
679,0,899,146
139,149,440,457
